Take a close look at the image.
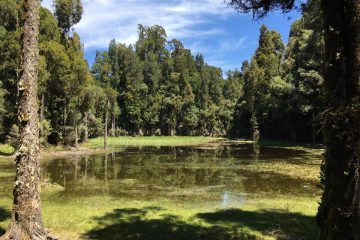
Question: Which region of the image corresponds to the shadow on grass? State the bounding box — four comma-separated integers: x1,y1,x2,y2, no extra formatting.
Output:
0,207,11,235
83,206,256,240
197,208,317,240
84,206,317,240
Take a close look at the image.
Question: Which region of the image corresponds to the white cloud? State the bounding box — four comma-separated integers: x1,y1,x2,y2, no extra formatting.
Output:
219,36,248,52
41,0,256,73
41,0,234,49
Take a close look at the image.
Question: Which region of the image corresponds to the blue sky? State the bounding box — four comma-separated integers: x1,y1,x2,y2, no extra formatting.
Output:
41,0,301,75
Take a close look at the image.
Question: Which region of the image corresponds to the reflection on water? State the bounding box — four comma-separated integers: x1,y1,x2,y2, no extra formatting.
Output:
37,143,321,208
222,191,229,206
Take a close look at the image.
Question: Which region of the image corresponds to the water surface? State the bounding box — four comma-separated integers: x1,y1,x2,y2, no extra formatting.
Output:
42,143,321,206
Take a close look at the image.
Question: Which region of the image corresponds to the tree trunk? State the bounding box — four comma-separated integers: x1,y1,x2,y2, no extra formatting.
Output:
74,112,78,148
0,0,54,239
84,111,88,143
40,93,45,122
74,98,79,148
250,113,259,141
170,127,175,136
317,1,360,239
63,98,67,143
104,99,109,149
111,113,115,137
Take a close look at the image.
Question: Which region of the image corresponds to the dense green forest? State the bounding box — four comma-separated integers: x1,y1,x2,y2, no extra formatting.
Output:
0,0,323,146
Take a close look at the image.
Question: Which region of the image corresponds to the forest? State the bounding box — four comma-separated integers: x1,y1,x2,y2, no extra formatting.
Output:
0,0,323,147
0,0,359,239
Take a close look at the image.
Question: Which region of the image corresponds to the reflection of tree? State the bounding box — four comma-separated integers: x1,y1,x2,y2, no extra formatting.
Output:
41,145,318,198
74,157,80,181
252,143,260,161
84,155,88,179
104,154,109,194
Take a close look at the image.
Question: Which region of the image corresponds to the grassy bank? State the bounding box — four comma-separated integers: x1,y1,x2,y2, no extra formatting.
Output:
85,136,219,148
0,136,220,156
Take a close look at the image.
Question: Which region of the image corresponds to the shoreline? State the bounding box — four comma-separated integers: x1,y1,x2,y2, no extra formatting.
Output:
0,136,324,160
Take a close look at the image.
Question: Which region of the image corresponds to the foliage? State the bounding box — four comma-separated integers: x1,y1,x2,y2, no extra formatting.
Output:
0,0,325,146
231,2,324,143
53,0,83,34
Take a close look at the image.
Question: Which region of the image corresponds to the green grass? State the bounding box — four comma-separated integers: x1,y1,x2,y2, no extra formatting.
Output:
0,192,319,240
0,144,14,155
259,139,324,149
45,145,68,152
85,136,219,148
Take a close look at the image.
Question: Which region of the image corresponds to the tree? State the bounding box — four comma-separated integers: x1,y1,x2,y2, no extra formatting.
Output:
117,45,146,135
66,32,91,147
92,51,118,148
135,25,167,135
40,40,72,142
282,0,324,142
0,0,54,239
0,0,21,140
53,0,83,34
227,0,360,238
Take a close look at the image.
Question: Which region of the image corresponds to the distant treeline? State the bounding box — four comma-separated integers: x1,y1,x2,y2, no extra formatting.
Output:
0,0,323,146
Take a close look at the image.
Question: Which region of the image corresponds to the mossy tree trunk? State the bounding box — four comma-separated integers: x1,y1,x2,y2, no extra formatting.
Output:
317,0,360,239
1,0,55,239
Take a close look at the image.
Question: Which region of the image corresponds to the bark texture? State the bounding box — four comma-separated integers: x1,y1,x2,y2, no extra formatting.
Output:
0,0,55,239
317,0,360,239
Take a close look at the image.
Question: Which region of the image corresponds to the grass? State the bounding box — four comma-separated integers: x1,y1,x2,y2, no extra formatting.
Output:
45,145,68,152
84,136,219,148
245,148,323,182
0,192,319,240
0,144,14,155
260,139,324,149
1,137,325,155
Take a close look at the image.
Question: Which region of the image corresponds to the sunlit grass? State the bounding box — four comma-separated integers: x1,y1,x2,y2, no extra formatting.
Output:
0,192,319,240
85,136,220,148
240,159,322,182
0,144,14,155
45,145,67,152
